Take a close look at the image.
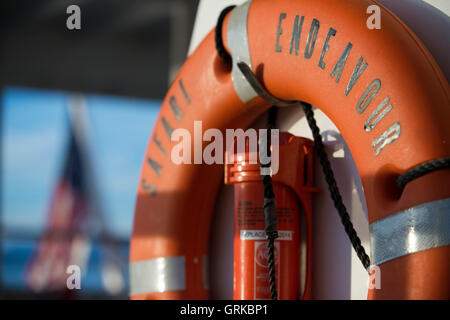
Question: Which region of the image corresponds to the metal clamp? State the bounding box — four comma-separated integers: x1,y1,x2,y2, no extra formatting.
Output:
237,62,300,107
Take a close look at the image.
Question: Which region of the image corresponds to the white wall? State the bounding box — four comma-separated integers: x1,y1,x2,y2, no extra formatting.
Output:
188,0,449,299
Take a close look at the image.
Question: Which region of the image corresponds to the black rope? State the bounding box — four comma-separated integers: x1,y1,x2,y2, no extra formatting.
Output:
397,157,450,190
301,103,371,271
215,6,236,68
261,107,278,300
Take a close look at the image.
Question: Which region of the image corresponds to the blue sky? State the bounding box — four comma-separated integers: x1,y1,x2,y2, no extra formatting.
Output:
2,86,160,239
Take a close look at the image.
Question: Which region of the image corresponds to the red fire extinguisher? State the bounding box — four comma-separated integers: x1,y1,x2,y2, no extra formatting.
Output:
225,132,316,300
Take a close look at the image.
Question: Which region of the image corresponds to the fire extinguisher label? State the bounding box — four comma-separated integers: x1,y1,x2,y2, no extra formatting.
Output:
254,241,280,300
241,230,293,240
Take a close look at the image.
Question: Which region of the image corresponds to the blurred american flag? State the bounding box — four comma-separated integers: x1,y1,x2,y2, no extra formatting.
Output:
26,102,91,294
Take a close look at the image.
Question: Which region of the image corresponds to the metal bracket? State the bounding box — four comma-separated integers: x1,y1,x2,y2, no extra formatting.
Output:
237,62,300,107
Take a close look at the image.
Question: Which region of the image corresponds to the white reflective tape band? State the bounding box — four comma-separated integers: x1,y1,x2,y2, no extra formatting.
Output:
370,198,450,266
129,256,186,296
227,0,257,103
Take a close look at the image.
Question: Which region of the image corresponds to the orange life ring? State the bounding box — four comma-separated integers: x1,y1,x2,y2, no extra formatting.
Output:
130,0,450,299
